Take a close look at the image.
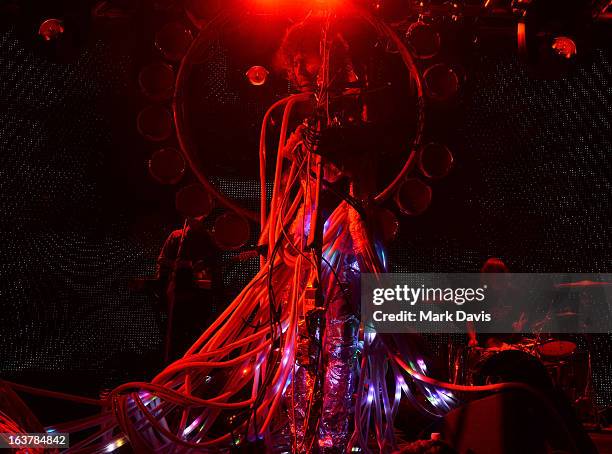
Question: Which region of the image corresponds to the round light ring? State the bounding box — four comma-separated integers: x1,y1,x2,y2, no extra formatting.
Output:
173,5,426,217
155,21,194,62
137,105,173,141
175,183,214,218
395,178,432,216
212,212,251,250
423,63,460,101
405,22,441,59
148,147,186,185
139,62,175,100
38,18,65,41
418,143,454,179
246,65,269,86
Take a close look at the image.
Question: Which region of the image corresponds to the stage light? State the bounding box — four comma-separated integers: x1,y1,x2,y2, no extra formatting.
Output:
253,0,344,10
516,0,590,77
312,0,343,5
38,18,65,41
246,65,269,86
551,36,577,59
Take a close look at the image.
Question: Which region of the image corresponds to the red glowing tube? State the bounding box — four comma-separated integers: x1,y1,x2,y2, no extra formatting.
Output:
259,94,311,229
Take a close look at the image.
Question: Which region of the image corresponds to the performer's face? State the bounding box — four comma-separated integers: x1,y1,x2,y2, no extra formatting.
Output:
292,51,321,91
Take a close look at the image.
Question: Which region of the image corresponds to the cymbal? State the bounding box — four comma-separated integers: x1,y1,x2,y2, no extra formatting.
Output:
532,319,548,330
532,311,577,328
555,280,612,288
555,311,578,318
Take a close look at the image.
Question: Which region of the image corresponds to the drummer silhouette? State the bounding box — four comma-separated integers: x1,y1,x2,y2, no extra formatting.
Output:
467,257,527,348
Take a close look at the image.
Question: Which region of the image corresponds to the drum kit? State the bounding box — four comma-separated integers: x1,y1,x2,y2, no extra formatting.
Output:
450,335,587,395
449,279,611,424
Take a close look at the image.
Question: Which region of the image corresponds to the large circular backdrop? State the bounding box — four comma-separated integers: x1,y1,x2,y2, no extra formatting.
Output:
174,5,424,220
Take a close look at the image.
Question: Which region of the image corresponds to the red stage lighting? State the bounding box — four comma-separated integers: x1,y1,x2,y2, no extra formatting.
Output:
246,66,269,86
38,19,65,42
253,0,344,10
551,36,577,60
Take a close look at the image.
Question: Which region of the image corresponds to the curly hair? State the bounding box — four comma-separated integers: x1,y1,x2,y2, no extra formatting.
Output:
275,15,377,89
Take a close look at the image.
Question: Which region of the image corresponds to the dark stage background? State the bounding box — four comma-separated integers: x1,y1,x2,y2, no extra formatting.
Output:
0,2,611,414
